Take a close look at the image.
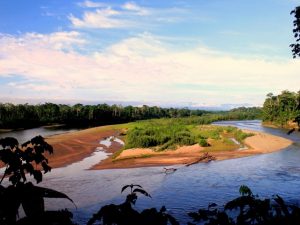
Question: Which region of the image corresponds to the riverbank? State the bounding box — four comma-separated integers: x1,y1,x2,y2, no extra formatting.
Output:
262,120,299,130
45,124,126,168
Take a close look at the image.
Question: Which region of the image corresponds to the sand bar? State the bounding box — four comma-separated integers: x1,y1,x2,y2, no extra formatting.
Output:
44,125,122,168
33,125,293,169
91,129,293,170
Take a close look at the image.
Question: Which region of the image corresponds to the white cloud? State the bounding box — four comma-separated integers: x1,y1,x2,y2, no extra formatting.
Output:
69,8,134,29
0,31,86,51
78,0,107,8
70,2,187,30
122,2,150,15
1,32,300,106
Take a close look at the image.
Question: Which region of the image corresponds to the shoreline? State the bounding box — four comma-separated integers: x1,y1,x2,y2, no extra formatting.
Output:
43,125,293,170
45,124,124,168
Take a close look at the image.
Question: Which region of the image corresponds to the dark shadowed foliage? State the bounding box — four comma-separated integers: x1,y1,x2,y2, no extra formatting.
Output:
291,7,300,58
87,184,179,225
187,185,300,225
0,136,76,225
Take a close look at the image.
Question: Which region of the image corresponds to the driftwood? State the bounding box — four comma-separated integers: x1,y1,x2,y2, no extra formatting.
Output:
163,167,177,173
185,152,216,167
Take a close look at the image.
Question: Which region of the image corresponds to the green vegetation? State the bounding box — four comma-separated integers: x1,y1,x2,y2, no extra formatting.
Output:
262,90,300,127
198,138,209,147
0,102,261,129
123,117,253,151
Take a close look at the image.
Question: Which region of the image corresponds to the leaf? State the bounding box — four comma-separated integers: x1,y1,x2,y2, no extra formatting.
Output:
22,163,34,174
41,161,51,174
121,184,142,193
121,185,131,193
34,145,44,154
33,153,46,164
132,188,151,198
31,135,44,145
0,149,13,164
45,143,54,154
21,140,31,148
0,137,19,148
33,170,43,183
34,185,76,208
239,185,252,196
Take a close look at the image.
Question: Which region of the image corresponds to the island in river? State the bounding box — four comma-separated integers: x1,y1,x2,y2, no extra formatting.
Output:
43,119,293,170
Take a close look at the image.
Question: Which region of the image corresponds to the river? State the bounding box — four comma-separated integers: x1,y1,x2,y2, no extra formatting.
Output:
0,126,80,144
2,120,300,224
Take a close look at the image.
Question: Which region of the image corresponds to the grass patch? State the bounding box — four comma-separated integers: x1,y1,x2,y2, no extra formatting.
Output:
123,118,251,151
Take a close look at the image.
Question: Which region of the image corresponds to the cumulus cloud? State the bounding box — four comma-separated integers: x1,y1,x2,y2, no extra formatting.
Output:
1,32,300,106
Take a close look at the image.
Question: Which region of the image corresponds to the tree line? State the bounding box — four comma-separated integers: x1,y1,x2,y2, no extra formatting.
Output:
262,90,300,127
0,103,261,129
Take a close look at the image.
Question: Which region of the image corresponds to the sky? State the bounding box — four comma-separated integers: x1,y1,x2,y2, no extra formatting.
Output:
0,0,300,109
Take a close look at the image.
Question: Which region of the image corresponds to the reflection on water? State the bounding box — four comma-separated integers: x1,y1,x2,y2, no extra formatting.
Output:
4,120,300,224
99,136,125,147
0,126,79,144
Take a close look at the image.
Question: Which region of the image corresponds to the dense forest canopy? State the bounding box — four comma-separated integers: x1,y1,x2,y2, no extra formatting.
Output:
0,102,261,129
262,90,300,127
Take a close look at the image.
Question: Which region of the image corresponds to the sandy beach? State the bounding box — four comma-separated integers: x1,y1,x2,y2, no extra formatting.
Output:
40,124,293,170
45,125,122,168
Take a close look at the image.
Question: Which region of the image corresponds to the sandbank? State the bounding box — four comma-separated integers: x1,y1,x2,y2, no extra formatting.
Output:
45,125,123,168
35,125,293,169
91,130,293,170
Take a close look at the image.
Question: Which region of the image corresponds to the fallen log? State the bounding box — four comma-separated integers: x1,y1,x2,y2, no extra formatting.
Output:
185,152,216,167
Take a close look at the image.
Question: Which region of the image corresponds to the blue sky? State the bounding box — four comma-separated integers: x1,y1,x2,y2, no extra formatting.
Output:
0,0,299,109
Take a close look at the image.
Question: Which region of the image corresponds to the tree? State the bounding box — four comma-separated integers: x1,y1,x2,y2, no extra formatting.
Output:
291,7,300,58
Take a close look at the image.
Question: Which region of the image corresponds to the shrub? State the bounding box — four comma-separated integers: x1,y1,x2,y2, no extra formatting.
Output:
199,138,209,147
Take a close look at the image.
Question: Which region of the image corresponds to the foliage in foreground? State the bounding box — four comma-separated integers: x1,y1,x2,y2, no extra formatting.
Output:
88,184,179,225
89,184,300,225
0,136,75,225
1,136,300,225
188,185,300,225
